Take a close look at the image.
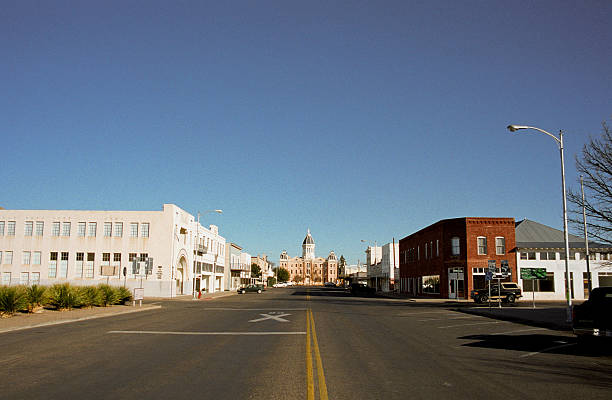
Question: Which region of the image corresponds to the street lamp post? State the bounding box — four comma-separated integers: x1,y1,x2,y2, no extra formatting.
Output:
194,209,223,299
507,125,572,321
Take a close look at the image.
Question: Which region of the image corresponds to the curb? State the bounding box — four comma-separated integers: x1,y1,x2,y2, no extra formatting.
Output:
0,305,162,334
455,307,572,332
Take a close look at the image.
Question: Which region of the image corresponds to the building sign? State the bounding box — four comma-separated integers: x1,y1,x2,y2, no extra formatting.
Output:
521,267,547,280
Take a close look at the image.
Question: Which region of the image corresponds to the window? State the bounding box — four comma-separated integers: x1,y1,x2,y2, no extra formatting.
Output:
129,253,137,262
451,237,460,255
4,251,13,264
114,222,123,237
59,252,68,278
62,222,71,236
539,252,556,260
88,222,97,237
2,272,11,285
85,253,95,278
25,221,33,236
31,272,40,285
104,222,112,237
36,221,44,236
130,223,138,237
521,252,536,260
102,253,111,263
52,222,60,236
422,275,440,294
141,223,149,238
522,271,555,292
0,221,4,235
75,252,84,278
569,252,576,260
78,222,86,237
20,272,29,285
436,240,439,257
49,252,58,278
495,237,505,255
33,251,41,265
22,251,31,265
477,237,487,255
7,221,15,236
0,251,3,264
113,253,121,262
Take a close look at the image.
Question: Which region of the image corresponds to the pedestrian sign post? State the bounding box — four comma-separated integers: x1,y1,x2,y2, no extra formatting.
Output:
521,268,546,309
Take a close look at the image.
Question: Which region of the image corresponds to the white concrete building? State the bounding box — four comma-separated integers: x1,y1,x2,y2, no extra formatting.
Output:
224,243,251,291
0,204,226,298
515,219,612,301
366,242,400,292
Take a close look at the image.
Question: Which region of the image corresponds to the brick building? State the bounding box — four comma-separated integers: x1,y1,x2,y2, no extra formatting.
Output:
399,217,516,299
279,230,338,285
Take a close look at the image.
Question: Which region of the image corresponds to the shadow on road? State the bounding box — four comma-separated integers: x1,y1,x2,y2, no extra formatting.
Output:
459,333,612,357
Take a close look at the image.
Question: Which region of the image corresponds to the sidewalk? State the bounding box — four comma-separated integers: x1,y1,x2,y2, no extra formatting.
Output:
147,290,237,302
456,303,572,331
0,303,162,334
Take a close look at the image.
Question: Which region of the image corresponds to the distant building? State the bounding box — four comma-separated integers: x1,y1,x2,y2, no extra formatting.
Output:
365,242,400,292
399,218,517,299
279,230,338,285
225,243,251,290
515,219,612,300
0,204,226,297
251,254,274,284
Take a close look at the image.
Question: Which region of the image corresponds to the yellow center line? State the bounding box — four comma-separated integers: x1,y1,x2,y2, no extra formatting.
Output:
306,295,314,400
309,309,329,400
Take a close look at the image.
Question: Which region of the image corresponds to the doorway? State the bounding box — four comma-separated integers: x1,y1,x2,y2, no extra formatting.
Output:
448,267,465,299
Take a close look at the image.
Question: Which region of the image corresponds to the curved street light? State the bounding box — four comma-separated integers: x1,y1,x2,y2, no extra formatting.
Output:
506,124,572,321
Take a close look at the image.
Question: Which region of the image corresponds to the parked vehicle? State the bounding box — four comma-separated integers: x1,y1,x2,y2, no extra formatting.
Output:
273,282,287,288
573,286,612,341
350,283,376,295
470,282,522,304
237,284,265,294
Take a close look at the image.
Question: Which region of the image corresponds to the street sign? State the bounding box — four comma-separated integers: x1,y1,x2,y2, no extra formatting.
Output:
521,267,547,280
501,260,510,277
487,260,496,273
485,271,493,281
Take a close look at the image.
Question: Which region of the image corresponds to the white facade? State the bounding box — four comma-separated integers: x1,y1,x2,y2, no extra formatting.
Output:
0,204,226,298
366,242,400,292
516,250,612,301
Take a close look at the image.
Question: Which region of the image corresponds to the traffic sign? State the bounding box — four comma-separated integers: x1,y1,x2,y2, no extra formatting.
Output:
487,260,496,273
485,271,493,281
501,260,510,277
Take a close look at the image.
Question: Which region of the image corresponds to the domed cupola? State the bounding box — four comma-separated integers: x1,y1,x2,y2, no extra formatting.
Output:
302,229,315,259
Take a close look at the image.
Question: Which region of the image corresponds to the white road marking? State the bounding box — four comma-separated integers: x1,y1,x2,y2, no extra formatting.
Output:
108,330,305,335
249,313,291,323
203,308,307,311
419,316,480,322
397,311,459,316
492,327,548,335
438,321,504,329
519,342,576,358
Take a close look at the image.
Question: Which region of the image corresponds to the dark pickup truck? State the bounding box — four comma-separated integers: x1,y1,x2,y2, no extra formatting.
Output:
470,282,522,304
573,286,612,340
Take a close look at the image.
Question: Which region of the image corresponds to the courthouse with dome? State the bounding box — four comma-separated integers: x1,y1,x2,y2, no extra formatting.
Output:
279,229,338,285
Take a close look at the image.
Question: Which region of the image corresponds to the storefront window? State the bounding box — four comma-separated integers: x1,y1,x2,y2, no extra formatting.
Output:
422,275,440,294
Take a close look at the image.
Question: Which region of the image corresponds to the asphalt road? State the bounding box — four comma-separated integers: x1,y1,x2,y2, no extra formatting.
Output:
1,287,611,400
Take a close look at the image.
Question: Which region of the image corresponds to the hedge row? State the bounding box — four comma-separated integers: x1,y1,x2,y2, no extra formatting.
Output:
0,283,133,316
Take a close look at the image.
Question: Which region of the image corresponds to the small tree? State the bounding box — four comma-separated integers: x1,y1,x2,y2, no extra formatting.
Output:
267,277,277,286
294,275,303,284
277,267,290,282
568,120,612,246
251,263,261,278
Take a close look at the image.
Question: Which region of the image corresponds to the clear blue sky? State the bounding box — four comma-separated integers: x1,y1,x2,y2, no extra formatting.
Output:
2,1,611,265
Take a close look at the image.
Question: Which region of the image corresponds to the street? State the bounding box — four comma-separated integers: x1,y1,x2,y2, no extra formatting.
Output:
1,287,611,400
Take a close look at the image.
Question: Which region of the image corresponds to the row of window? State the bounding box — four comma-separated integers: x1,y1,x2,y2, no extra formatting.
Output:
519,251,612,261
402,237,507,263
0,221,149,238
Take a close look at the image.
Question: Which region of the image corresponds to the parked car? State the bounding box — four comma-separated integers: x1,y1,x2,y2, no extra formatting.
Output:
237,284,265,294
350,283,376,295
273,282,287,288
470,282,522,304
573,286,612,341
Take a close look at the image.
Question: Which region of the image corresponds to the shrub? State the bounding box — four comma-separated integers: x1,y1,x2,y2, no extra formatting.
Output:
47,283,81,310
115,286,133,304
79,286,100,307
0,286,27,316
25,285,46,313
97,284,119,306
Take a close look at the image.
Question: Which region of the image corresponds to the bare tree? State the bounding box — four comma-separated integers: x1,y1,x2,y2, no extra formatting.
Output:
568,120,612,246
